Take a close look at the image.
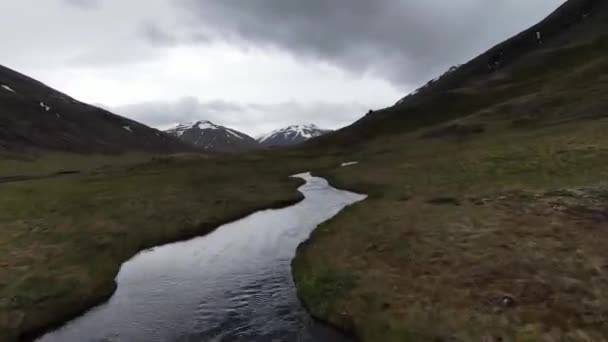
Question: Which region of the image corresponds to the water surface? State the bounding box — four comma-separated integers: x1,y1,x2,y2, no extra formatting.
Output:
38,173,366,342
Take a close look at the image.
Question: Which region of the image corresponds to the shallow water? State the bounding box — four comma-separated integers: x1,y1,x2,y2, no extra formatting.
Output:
38,173,366,342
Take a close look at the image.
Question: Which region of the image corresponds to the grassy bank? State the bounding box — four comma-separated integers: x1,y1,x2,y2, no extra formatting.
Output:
293,37,608,341
0,153,313,341
294,120,608,341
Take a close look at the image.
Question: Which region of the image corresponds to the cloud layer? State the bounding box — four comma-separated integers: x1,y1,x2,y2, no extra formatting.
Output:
1,1,566,134
174,0,565,85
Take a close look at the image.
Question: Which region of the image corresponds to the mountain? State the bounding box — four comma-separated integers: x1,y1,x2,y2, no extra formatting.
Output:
0,64,189,153
257,124,331,147
165,121,260,152
294,0,608,340
315,0,608,147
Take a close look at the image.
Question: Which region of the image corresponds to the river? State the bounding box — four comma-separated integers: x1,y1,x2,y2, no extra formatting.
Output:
38,173,366,342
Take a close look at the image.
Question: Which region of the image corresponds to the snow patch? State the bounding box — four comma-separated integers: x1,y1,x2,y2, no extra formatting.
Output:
341,161,359,167
226,129,244,140
55,113,61,119
257,130,277,143
40,102,51,112
1,84,15,93
123,125,133,133
197,121,220,130
396,64,463,105
257,124,325,143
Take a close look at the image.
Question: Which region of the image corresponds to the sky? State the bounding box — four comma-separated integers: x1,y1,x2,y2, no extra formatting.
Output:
0,0,565,136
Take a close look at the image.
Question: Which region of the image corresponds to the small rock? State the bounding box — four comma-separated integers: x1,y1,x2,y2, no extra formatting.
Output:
497,295,516,308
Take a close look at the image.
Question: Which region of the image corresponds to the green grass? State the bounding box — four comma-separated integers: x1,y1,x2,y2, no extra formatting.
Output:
0,152,322,341
295,119,608,341
0,152,153,178
292,36,608,341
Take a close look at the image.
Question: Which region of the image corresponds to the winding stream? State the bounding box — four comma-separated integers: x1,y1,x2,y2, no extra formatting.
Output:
38,173,366,342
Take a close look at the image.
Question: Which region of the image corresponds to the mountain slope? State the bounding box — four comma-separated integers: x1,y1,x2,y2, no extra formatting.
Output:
315,0,608,147
0,64,188,153
257,124,331,147
166,121,259,152
293,0,608,340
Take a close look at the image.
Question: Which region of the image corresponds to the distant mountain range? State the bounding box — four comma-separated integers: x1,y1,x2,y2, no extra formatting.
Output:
166,122,332,151
0,64,188,153
165,121,259,153
0,59,332,155
257,124,332,147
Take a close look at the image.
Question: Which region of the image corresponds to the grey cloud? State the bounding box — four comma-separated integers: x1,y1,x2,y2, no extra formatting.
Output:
113,97,369,136
138,21,210,47
64,0,102,10
139,22,179,46
173,0,565,85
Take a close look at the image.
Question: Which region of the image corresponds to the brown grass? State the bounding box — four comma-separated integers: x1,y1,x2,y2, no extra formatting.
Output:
0,153,313,341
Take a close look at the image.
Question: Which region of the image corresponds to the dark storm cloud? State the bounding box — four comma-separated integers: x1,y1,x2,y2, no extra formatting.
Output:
113,97,369,135
173,0,565,85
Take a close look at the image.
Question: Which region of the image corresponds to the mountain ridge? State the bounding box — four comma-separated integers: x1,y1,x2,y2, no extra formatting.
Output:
0,64,190,153
165,120,259,152
257,124,331,147
293,0,608,340
313,0,608,147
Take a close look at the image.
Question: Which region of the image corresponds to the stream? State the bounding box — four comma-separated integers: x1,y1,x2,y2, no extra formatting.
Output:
38,173,366,342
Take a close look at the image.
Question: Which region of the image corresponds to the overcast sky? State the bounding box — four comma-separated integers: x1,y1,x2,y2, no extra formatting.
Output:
0,0,565,136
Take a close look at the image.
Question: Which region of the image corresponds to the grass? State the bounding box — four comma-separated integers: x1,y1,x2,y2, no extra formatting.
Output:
0,152,323,341
295,119,608,341
292,35,608,341
0,152,153,178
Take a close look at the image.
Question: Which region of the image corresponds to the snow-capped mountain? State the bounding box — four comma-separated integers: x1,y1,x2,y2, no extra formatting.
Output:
257,124,332,147
165,121,260,152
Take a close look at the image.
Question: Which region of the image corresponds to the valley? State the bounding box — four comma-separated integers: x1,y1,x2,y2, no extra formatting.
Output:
2,0,608,341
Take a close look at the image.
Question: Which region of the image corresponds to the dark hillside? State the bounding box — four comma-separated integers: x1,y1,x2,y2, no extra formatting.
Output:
293,1,608,340
314,0,608,148
0,64,189,153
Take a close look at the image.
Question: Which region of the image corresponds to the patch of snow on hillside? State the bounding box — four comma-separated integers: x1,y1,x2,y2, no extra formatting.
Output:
257,124,326,143
197,121,220,130
257,130,278,143
40,102,51,111
1,84,15,93
341,161,359,167
226,129,244,139
297,126,313,139
123,125,133,133
56,113,61,119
